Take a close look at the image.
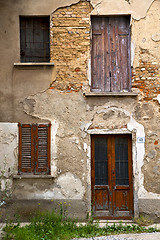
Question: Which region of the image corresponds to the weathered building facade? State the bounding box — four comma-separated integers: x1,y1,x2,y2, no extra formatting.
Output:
0,0,160,221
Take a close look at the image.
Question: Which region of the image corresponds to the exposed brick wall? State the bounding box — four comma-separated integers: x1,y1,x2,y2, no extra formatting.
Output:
50,0,93,92
50,2,160,98
132,50,160,101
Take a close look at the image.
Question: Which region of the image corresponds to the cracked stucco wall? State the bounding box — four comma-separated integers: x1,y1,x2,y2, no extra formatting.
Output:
0,0,160,220
91,0,155,20
0,123,18,174
0,123,18,192
21,88,160,218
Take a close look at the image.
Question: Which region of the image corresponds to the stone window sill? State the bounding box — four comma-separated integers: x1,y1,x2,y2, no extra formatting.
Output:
84,92,138,97
14,62,54,70
13,174,53,179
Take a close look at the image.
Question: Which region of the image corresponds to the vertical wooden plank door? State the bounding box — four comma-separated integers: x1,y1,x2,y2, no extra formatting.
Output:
91,135,133,219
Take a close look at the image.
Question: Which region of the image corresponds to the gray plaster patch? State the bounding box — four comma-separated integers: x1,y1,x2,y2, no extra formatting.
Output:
153,166,160,175
147,150,157,159
23,98,36,115
56,172,85,199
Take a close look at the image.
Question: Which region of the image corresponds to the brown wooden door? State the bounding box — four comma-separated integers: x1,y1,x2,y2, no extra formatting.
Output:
91,135,133,219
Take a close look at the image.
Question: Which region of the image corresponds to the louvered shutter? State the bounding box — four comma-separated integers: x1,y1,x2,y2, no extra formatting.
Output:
18,123,51,174
18,124,33,173
35,124,51,174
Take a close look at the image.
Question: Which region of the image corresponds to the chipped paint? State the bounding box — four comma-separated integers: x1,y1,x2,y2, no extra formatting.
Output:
0,123,18,175
154,94,160,104
51,120,59,177
56,172,85,199
152,33,160,42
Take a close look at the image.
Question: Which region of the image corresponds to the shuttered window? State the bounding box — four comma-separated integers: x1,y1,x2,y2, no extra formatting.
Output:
91,16,131,92
20,16,50,62
18,123,51,174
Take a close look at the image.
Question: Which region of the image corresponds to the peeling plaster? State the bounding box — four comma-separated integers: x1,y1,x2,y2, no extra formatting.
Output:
0,123,18,175
35,188,65,200
128,118,160,200
91,0,155,20
152,33,160,42
13,172,85,200
81,122,92,132
51,0,83,15
154,94,160,104
83,142,88,153
131,41,136,67
56,172,85,199
51,120,59,177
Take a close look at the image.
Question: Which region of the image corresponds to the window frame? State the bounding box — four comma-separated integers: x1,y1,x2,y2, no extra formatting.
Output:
19,16,50,63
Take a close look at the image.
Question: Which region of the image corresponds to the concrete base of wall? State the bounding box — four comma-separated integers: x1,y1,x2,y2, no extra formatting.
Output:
0,199,88,222
139,199,160,222
1,199,160,222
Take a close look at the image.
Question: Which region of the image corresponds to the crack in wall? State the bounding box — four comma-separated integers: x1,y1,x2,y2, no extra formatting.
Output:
91,0,156,21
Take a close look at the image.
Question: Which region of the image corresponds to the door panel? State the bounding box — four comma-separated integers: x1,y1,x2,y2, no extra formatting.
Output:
95,188,109,211
91,134,133,219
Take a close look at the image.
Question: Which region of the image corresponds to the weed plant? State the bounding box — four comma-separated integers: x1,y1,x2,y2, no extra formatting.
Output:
134,214,153,226
2,210,159,240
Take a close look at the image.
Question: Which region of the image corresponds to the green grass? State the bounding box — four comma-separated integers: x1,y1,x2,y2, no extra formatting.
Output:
2,210,159,240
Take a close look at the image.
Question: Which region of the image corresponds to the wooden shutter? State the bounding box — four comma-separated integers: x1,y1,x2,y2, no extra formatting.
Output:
35,124,51,174
91,16,131,92
18,124,33,173
18,123,51,174
91,17,104,92
117,16,131,91
91,17,110,92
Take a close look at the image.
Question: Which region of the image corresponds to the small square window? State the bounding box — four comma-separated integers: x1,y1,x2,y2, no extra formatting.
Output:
20,16,50,62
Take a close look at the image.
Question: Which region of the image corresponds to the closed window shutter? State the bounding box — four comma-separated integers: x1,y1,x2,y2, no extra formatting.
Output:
91,17,103,92
91,16,131,92
18,124,33,173
91,17,110,92
36,124,51,174
117,16,131,91
18,123,51,174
